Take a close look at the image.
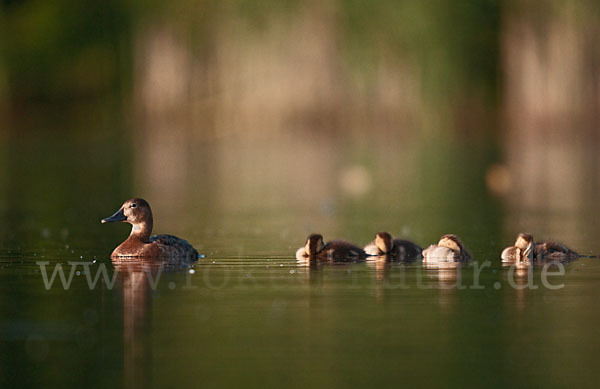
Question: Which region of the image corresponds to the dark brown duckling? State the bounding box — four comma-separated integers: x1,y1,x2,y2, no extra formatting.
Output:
501,233,579,264
296,233,366,261
535,241,579,260
422,234,471,262
364,232,422,260
102,198,199,261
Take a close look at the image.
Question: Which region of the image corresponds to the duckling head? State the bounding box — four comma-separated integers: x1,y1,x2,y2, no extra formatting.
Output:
305,234,325,255
437,234,464,253
375,232,393,253
515,233,533,250
102,198,153,237
514,233,534,262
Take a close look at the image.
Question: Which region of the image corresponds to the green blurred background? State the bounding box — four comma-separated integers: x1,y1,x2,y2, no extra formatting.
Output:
2,1,600,388
1,0,599,249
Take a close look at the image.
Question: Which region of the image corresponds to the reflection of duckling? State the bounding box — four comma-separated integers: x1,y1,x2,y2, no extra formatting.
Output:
296,234,366,261
364,232,422,260
102,198,199,260
422,234,471,262
501,233,579,264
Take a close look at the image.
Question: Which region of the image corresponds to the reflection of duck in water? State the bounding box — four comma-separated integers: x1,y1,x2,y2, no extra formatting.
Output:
363,232,422,260
102,198,199,260
501,233,579,265
422,234,471,262
296,234,366,261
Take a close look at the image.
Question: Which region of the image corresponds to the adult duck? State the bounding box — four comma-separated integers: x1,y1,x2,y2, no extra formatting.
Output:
102,198,199,260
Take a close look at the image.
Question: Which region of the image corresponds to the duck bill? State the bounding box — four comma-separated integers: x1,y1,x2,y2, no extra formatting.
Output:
101,208,126,223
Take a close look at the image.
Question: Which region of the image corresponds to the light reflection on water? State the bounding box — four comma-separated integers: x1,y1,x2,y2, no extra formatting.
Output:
1,131,600,388
2,249,600,387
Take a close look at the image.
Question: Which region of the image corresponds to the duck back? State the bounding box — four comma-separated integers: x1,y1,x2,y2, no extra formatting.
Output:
150,234,199,261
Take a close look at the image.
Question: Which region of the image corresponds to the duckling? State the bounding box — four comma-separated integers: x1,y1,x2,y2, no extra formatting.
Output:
536,241,579,260
102,198,199,260
501,233,579,264
501,233,534,264
364,232,422,260
296,234,325,258
422,234,471,262
296,234,366,261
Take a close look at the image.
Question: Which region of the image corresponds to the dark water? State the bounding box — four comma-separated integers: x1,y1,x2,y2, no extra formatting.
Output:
2,130,600,388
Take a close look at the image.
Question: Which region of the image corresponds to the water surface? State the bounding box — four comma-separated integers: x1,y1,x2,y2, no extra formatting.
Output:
1,132,600,388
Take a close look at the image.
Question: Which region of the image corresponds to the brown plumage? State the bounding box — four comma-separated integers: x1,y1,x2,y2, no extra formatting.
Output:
101,198,199,261
422,234,471,262
296,233,366,261
501,233,579,264
534,241,579,260
364,232,422,260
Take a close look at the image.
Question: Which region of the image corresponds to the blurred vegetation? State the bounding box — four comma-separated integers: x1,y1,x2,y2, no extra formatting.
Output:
1,0,598,138
1,0,131,101
339,0,500,116
0,1,597,100
1,0,599,249
0,0,502,134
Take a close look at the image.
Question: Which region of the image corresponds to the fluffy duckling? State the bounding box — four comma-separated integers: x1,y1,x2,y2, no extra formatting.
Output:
102,198,199,260
422,234,471,262
501,233,534,264
364,232,422,260
501,233,579,264
296,234,366,261
536,241,579,260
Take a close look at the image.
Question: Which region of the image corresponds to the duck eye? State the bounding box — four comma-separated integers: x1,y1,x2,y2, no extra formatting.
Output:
130,203,137,208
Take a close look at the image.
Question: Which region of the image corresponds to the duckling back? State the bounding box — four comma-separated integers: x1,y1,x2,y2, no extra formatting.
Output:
391,239,423,259
534,241,579,260
422,245,458,262
321,240,366,261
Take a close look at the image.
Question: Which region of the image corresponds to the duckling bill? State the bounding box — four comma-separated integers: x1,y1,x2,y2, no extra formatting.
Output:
296,234,366,261
364,232,422,260
422,234,471,262
102,198,199,260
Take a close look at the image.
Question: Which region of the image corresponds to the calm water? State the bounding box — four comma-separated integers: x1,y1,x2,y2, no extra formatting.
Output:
2,130,600,388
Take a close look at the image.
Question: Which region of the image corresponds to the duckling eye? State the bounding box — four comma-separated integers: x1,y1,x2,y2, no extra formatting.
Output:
130,203,137,208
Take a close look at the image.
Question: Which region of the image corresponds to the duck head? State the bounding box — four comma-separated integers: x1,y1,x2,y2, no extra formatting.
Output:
375,232,393,253
305,234,325,255
102,198,154,240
